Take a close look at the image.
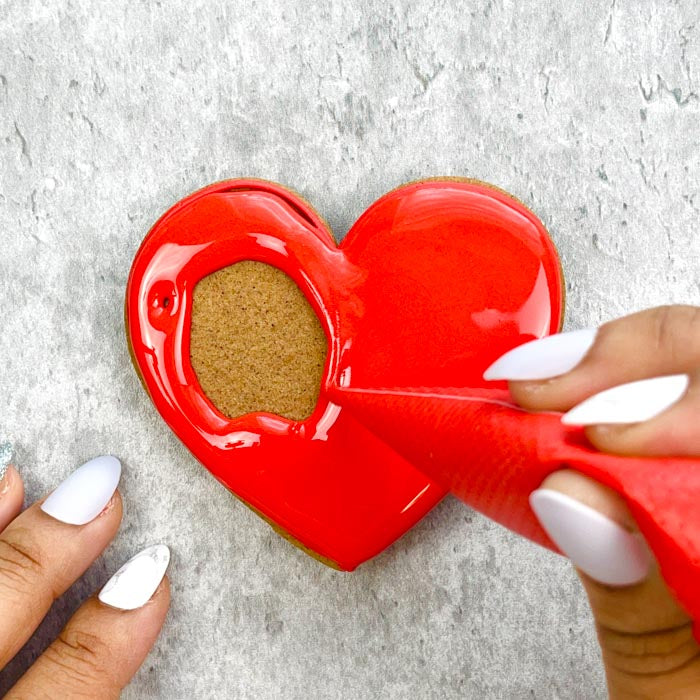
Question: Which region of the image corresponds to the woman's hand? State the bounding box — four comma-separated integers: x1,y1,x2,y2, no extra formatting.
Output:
0,454,170,699
486,305,700,698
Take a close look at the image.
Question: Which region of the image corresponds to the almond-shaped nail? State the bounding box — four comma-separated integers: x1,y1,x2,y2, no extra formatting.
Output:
41,455,121,525
99,544,170,611
530,489,650,586
483,328,597,381
562,374,689,426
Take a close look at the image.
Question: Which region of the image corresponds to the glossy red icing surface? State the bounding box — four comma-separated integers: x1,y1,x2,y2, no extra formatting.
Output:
126,179,563,570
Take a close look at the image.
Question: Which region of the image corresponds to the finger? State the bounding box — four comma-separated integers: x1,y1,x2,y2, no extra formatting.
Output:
6,546,171,700
0,466,25,533
483,305,700,412
0,456,122,667
563,370,700,457
531,470,700,695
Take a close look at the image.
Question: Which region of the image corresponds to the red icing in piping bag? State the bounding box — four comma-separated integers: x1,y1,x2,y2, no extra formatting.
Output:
327,384,700,640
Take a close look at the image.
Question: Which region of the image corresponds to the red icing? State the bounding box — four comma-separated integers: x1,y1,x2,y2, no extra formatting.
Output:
126,178,563,570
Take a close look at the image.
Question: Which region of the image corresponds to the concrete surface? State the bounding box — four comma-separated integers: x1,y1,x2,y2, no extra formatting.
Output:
1,1,698,697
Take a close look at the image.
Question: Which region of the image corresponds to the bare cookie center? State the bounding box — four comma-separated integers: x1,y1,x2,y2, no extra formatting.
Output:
190,262,328,421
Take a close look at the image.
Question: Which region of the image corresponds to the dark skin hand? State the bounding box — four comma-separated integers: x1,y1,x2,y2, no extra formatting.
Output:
510,306,700,699
0,475,170,698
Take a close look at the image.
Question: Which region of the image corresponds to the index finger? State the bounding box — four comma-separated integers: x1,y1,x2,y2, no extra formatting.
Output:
490,305,700,412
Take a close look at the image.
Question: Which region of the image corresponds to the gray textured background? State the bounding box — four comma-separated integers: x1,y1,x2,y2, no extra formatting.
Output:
1,1,699,698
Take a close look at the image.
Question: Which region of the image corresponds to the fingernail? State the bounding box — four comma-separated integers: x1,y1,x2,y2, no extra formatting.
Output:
483,328,597,381
562,374,689,426
530,489,650,586
0,442,13,487
41,455,121,525
99,544,170,611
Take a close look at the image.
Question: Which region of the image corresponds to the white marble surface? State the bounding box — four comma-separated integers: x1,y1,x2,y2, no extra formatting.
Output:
1,1,699,697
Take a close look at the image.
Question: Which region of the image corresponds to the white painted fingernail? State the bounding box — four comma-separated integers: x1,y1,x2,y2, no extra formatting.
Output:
483,328,597,381
99,544,170,611
562,374,689,426
41,455,121,525
530,489,650,586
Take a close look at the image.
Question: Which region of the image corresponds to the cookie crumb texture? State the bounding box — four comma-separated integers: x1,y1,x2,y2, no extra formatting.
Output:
190,261,328,421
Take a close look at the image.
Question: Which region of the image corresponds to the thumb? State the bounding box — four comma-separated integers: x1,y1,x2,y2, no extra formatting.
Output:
531,469,700,698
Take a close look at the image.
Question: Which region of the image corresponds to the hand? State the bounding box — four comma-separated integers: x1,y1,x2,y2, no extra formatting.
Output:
0,454,170,699
486,305,700,698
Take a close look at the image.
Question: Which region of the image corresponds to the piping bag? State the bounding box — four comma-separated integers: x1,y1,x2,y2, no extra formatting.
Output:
327,383,700,641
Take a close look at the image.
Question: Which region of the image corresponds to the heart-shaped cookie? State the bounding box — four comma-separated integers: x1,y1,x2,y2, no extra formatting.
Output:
125,178,563,570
